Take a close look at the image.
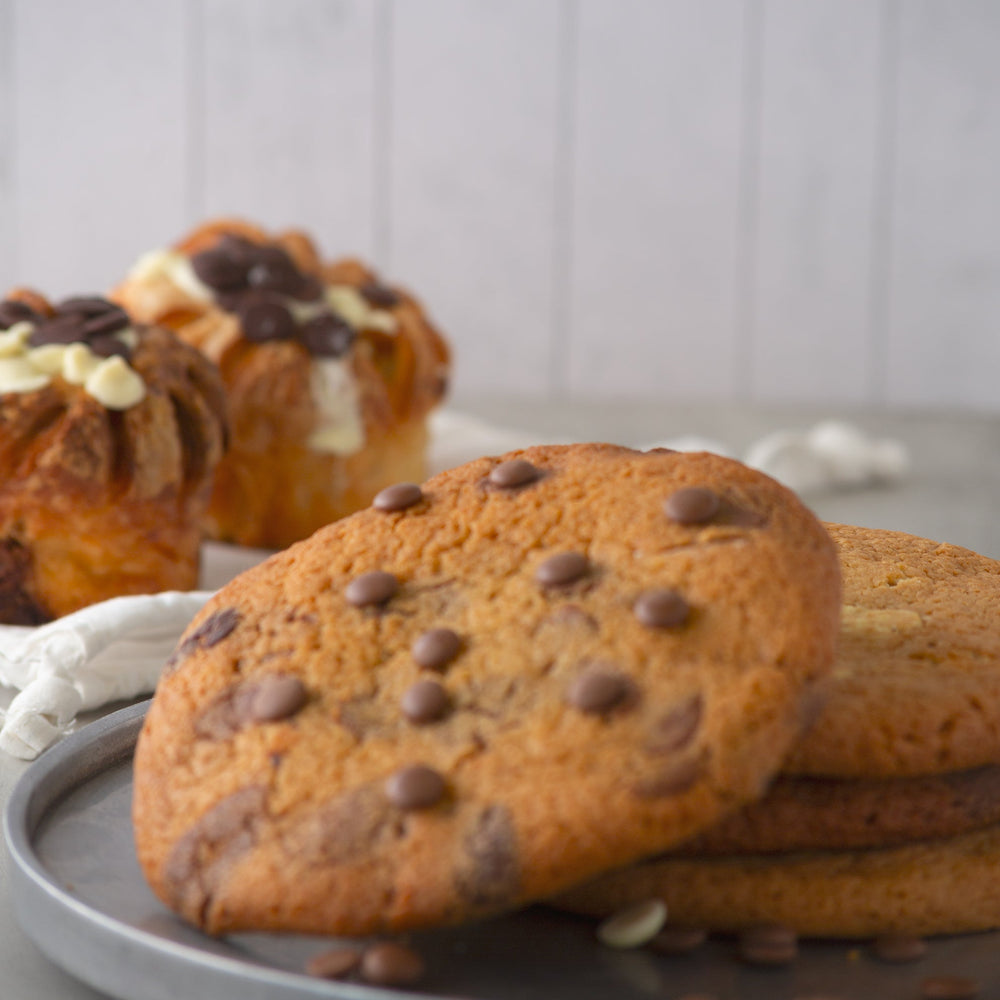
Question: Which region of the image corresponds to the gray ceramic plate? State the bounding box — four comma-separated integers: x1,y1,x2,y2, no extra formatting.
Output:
5,701,999,1000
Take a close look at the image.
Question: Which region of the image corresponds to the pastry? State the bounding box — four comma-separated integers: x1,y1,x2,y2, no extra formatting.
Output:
132,444,841,935
0,290,227,623
114,219,450,549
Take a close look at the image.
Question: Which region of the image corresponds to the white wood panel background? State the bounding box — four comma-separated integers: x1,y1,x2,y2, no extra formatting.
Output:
0,0,998,412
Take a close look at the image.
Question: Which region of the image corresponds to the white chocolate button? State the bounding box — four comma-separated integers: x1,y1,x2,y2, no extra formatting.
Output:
596,899,668,949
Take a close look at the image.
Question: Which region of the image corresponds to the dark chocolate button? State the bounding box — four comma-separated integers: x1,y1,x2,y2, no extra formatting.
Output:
648,925,708,954
872,933,927,963
56,296,119,317
238,297,297,342
27,315,85,347
373,482,423,512
359,942,425,987
0,298,39,329
294,273,324,302
535,551,590,588
190,607,240,648
738,924,798,966
489,458,540,489
401,679,450,724
299,314,355,357
247,246,303,296
359,282,400,309
412,628,461,670
81,307,130,339
250,675,308,722
87,334,131,360
634,589,690,628
665,487,721,524
191,246,250,291
385,764,446,810
345,570,398,607
566,666,628,714
305,946,363,980
920,976,980,1000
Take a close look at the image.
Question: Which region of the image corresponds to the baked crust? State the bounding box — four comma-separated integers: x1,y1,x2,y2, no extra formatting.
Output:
0,291,227,622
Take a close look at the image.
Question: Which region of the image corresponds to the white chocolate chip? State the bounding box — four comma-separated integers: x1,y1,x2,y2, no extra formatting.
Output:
28,343,69,374
129,248,213,301
596,899,668,949
85,355,146,410
326,285,397,334
0,356,50,394
62,343,102,385
307,358,365,455
0,322,33,357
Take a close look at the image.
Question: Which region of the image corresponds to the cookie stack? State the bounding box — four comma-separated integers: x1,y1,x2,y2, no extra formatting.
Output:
555,523,1000,937
131,444,1000,947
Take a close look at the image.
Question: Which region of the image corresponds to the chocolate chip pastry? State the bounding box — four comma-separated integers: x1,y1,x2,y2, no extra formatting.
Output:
0,290,227,623
553,525,1000,937
132,443,841,936
114,218,450,549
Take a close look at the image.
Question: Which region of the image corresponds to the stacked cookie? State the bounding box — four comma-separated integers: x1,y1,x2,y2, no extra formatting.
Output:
132,443,841,936
555,523,1000,937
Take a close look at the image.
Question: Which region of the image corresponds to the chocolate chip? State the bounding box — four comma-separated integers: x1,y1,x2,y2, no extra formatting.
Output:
665,487,721,524
359,942,425,987
412,627,462,670
634,589,690,628
80,307,130,338
250,675,308,722
645,694,703,754
921,977,980,1000
359,282,400,309
648,925,708,954
191,246,250,292
189,607,240,649
454,805,520,907
535,551,590,588
305,947,363,980
401,679,450,724
872,933,927,963
56,296,119,317
633,755,705,799
385,764,446,810
738,924,798,966
238,296,296,342
299,313,355,357
88,334,131,359
488,458,541,489
28,315,85,347
247,247,302,296
345,570,398,608
0,298,39,329
294,273,324,302
566,666,628,715
373,482,423,512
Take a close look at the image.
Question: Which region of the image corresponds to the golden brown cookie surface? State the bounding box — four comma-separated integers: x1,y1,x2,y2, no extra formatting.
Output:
133,444,840,935
785,524,1000,778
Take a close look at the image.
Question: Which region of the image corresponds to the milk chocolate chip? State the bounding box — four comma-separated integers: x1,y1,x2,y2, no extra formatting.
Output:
373,482,423,512
250,675,308,722
346,571,399,608
401,679,450,724
634,589,690,628
385,764,446,810
664,487,720,524
738,924,798,966
489,458,541,489
412,627,462,670
566,666,629,715
359,942,425,987
535,552,590,588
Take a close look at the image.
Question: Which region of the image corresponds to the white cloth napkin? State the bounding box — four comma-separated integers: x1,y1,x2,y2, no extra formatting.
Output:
0,410,908,760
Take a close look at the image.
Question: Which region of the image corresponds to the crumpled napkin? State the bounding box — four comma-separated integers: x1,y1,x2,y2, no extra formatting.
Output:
0,410,908,760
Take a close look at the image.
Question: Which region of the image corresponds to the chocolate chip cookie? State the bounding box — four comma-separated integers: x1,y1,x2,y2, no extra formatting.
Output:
132,443,840,936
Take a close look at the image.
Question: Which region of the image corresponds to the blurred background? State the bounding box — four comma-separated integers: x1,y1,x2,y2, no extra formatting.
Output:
0,0,998,411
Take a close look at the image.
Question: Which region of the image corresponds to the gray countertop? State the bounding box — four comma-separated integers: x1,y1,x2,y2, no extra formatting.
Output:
2,398,998,999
